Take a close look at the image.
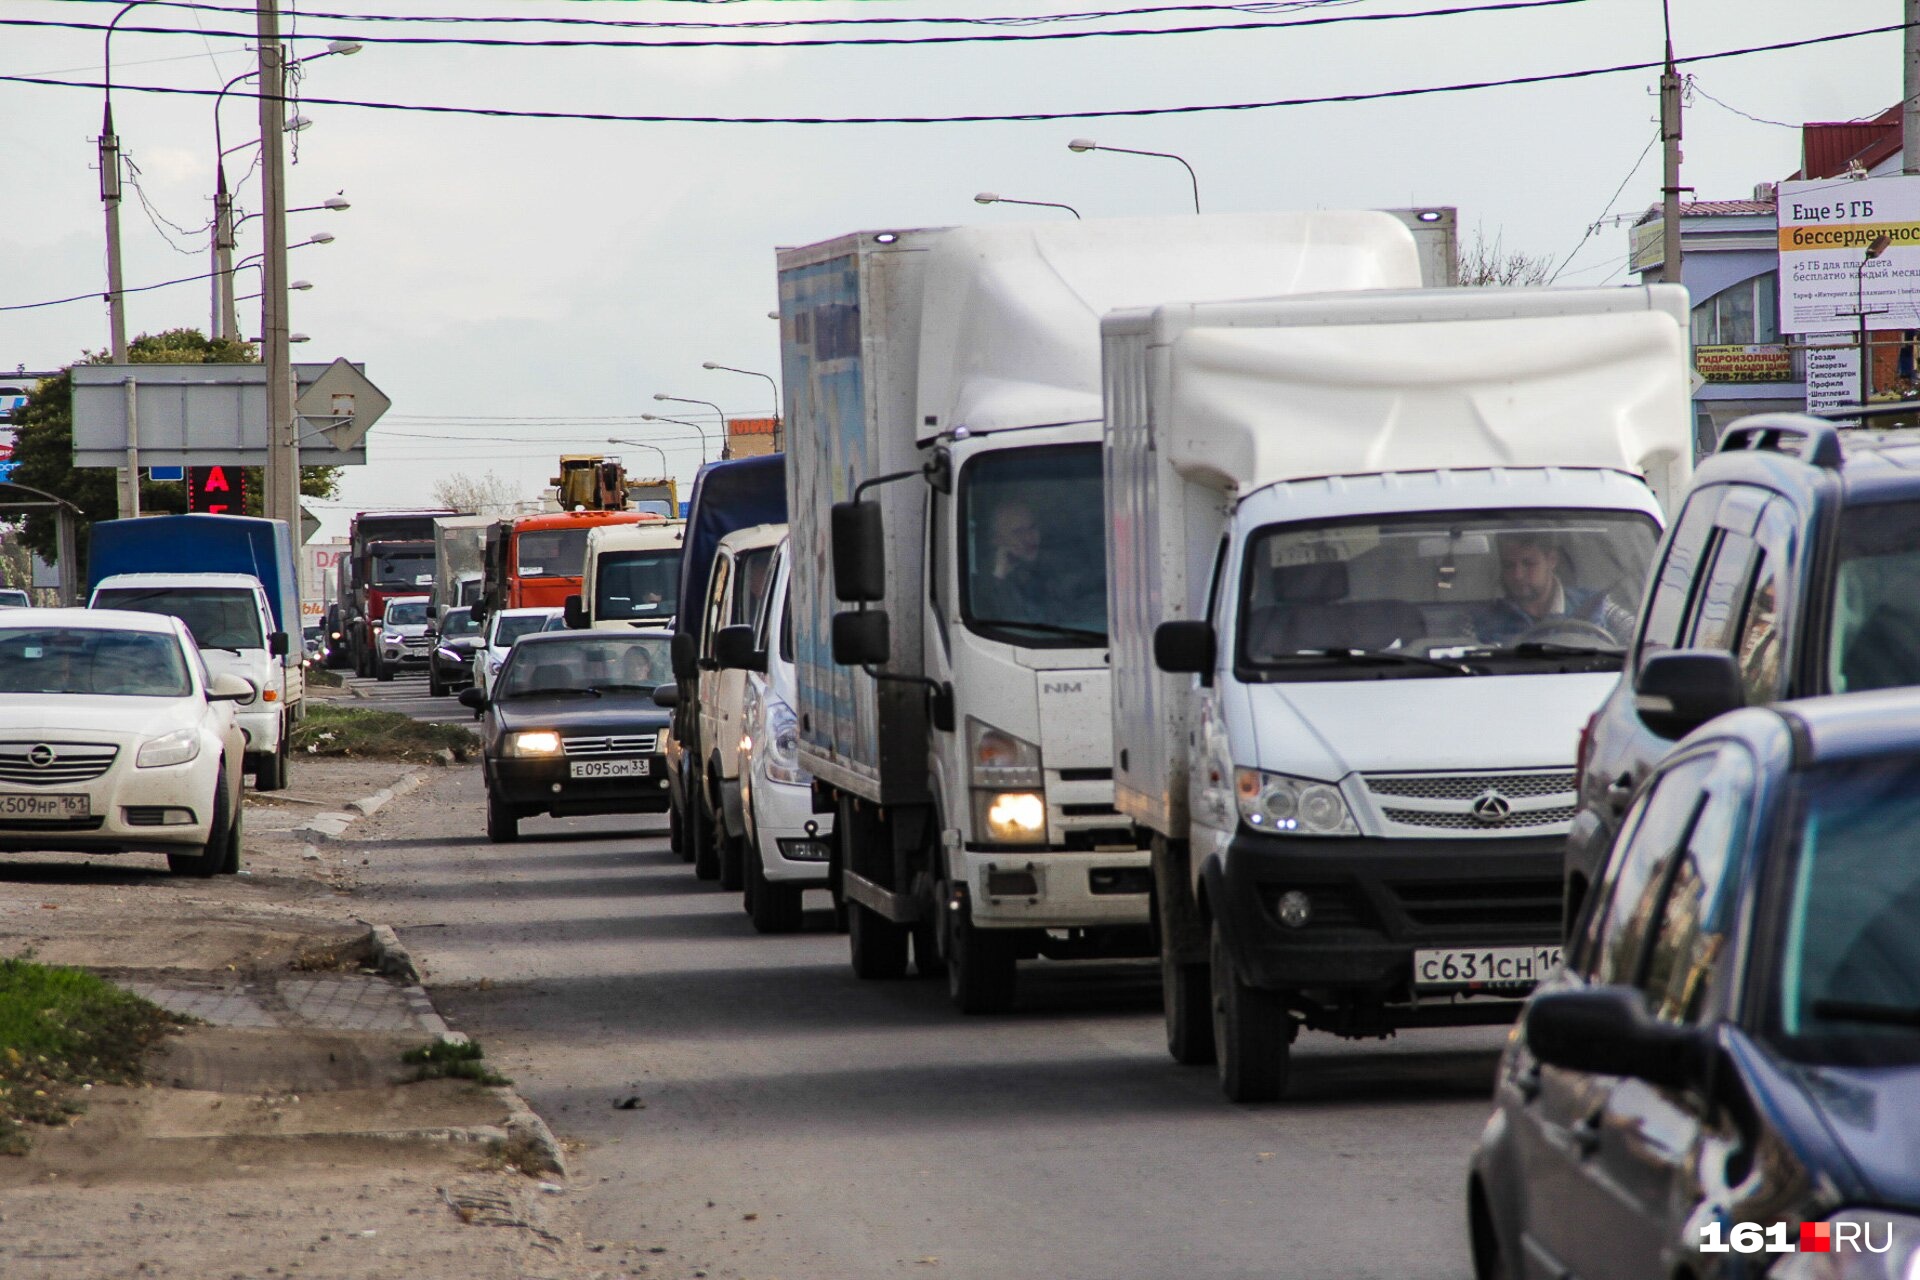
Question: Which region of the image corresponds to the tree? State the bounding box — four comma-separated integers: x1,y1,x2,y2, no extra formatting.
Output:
1456,228,1553,287
432,470,527,516
7,328,340,569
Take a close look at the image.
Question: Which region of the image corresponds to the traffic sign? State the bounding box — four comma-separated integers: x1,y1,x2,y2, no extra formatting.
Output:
299,504,322,545
296,358,390,452
148,465,185,481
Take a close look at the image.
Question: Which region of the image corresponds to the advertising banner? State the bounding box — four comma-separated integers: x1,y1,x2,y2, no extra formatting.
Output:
1779,176,1920,334
1804,333,1860,423
1696,344,1794,383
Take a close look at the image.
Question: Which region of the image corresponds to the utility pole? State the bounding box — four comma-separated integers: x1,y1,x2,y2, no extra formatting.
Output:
211,164,237,341
100,104,133,517
1907,0,1919,174
256,0,298,539
1659,20,1685,287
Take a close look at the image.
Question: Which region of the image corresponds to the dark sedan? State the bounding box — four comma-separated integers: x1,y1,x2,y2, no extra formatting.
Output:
428,606,482,697
1470,681,1920,1280
460,630,673,842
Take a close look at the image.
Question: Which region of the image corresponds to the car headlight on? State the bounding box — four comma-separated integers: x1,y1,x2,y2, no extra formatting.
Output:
975,790,1046,843
762,696,806,785
436,646,461,661
136,727,202,769
967,717,1042,788
505,730,563,757
1770,1211,1920,1278
1235,768,1358,836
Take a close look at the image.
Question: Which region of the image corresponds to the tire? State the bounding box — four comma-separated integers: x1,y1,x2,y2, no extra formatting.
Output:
217,789,243,875
717,829,744,892
376,657,394,683
428,670,446,697
669,801,689,861
946,898,1018,1014
691,790,720,881
485,789,519,844
847,901,909,980
1163,945,1216,1065
168,769,232,877
746,844,803,934
1210,918,1292,1103
911,917,942,980
254,720,289,793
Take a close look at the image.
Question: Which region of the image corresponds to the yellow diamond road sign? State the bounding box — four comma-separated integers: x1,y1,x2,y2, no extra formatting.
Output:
295,358,390,452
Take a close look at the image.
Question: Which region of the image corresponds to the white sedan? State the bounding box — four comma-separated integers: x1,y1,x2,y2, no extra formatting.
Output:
471,606,564,705
0,609,252,876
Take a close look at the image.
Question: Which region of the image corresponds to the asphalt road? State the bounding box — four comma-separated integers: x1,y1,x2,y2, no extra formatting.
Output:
352,686,1507,1280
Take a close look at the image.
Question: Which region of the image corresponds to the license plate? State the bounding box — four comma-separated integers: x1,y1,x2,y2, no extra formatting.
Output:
0,792,90,819
1414,945,1562,989
568,758,649,779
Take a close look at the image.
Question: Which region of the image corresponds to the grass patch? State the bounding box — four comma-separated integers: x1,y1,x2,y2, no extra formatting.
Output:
0,956,181,1155
305,666,344,689
403,1037,509,1087
291,703,477,762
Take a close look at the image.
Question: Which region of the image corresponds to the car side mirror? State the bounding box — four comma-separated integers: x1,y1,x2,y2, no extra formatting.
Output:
563,594,587,630
207,672,256,702
458,687,487,711
269,631,289,658
1154,620,1216,676
713,624,765,673
671,630,698,680
652,683,680,709
470,602,489,625
1635,649,1744,739
831,500,886,603
832,609,890,666
1524,986,1708,1091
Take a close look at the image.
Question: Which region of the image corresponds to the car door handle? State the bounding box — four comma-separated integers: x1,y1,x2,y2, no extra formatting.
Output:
1604,774,1634,813
1572,1110,1603,1158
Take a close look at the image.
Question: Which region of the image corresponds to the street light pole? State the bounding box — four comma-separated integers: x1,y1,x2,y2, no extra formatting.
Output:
1849,235,1894,409
974,192,1082,219
606,437,671,474
640,414,711,465
701,361,781,449
1066,138,1199,213
653,394,729,459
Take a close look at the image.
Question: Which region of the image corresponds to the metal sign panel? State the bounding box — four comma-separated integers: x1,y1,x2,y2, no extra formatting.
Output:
71,362,375,467
295,357,389,451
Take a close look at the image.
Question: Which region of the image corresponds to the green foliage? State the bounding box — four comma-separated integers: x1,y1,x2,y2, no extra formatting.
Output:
290,703,478,761
403,1037,508,1086
7,328,342,568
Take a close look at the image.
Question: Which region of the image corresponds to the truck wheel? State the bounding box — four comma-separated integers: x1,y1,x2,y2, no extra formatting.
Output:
1163,946,1216,1065
847,902,909,980
1209,918,1292,1102
485,791,519,844
947,901,1017,1014
746,848,803,934
691,792,720,881
168,769,233,878
255,721,289,793
668,802,689,861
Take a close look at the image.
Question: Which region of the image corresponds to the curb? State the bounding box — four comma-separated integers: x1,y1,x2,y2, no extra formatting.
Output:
293,768,425,841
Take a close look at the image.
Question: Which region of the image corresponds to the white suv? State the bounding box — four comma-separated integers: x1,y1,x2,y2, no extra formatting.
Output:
375,595,433,682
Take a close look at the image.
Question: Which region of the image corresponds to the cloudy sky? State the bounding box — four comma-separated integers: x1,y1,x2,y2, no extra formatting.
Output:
0,0,1902,538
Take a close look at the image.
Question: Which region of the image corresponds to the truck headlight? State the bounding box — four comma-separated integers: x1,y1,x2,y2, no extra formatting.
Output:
1770,1211,1920,1278
967,717,1042,789
1235,768,1357,836
975,790,1046,843
505,730,562,757
137,727,201,769
762,696,806,785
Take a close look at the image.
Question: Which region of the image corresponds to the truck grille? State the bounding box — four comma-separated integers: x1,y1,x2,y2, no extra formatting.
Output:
1380,805,1575,831
1364,771,1573,800
562,733,659,757
1391,878,1562,929
0,742,118,785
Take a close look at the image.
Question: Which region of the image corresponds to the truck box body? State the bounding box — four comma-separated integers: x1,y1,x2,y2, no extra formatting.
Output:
673,455,787,652
432,515,495,619
89,514,299,641
1106,285,1695,836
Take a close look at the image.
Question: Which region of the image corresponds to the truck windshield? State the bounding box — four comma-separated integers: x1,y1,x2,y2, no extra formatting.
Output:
514,529,589,579
958,443,1106,648
1828,500,1920,693
371,550,434,589
596,551,680,621
93,586,265,651
1236,509,1658,679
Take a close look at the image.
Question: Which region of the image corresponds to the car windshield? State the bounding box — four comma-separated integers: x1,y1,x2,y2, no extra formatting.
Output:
958,443,1106,648
1828,500,1920,693
371,549,434,589
514,528,589,579
93,586,264,651
385,602,429,627
493,614,552,647
0,626,192,697
1774,756,1920,1065
499,635,672,696
440,608,480,637
596,550,681,621
1236,510,1659,680
0,590,29,607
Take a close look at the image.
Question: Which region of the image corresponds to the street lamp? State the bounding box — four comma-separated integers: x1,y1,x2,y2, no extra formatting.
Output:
974,192,1082,219
653,393,729,458
641,413,712,464
1067,137,1200,213
1848,234,1895,409
236,279,310,304
701,361,781,447
606,436,671,474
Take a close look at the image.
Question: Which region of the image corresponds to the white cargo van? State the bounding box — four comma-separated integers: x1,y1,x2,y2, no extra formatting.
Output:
1107,285,1694,1099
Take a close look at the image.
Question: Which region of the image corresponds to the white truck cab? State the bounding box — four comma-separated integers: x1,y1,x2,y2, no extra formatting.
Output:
567,521,685,631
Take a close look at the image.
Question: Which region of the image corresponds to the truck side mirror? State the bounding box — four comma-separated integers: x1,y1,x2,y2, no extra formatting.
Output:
832,609,890,666
713,624,765,673
563,593,588,630
831,500,887,603
1634,649,1744,739
671,630,698,680
1153,620,1216,675
268,631,290,658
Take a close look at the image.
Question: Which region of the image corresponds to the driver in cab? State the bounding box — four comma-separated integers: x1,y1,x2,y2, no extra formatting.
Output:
1472,532,1632,647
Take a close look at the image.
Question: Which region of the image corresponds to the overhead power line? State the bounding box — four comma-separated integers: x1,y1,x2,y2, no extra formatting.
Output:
0,24,1898,127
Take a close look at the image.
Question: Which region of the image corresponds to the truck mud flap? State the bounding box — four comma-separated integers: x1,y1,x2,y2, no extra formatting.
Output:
1152,835,1207,966
841,869,924,923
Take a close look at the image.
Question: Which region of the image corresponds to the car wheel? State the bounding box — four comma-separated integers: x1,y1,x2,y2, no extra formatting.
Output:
1163,944,1216,1066
946,897,1017,1014
376,658,393,683
485,790,519,844
745,846,804,934
669,801,691,862
691,789,720,881
428,670,446,697
218,783,244,875
847,902,909,980
716,813,744,893
168,768,232,878
1210,918,1292,1103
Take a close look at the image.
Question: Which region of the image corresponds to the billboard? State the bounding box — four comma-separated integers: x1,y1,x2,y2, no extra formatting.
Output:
1778,176,1920,334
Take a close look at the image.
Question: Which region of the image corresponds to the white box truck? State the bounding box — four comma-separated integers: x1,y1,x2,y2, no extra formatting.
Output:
1107,284,1694,1099
782,211,1446,1012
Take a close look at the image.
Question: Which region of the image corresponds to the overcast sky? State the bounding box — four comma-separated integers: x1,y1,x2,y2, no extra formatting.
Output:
0,0,1902,540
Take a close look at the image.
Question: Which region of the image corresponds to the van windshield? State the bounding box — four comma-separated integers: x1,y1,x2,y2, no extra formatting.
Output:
1828,500,1920,693
596,550,680,621
958,443,1106,648
94,586,265,651
1236,510,1658,680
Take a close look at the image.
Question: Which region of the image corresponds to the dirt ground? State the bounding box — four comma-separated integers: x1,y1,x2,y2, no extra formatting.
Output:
0,755,645,1280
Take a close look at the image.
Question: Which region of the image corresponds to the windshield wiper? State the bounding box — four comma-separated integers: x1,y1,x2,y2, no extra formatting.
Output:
590,682,660,694
969,617,1106,645
506,686,601,699
1811,999,1920,1028
1266,647,1476,676
1489,641,1624,658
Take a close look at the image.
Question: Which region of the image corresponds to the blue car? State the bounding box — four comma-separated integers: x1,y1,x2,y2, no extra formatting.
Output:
1471,676,1920,1280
